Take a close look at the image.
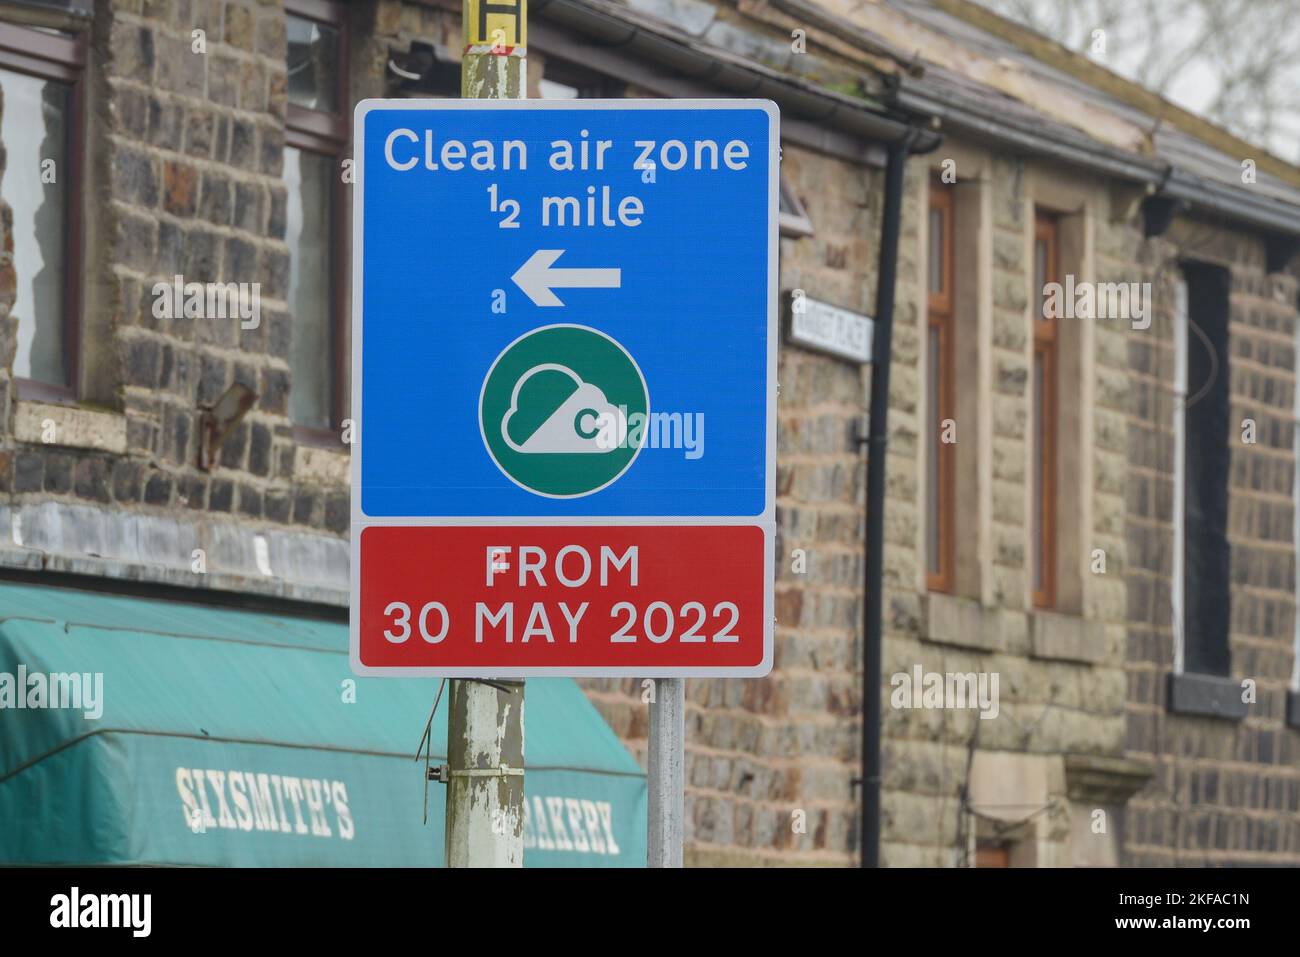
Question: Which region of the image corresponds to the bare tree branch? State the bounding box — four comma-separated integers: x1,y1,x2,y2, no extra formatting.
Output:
972,0,1300,160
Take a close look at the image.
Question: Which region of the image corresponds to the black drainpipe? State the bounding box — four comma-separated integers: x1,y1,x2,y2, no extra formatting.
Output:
861,129,920,868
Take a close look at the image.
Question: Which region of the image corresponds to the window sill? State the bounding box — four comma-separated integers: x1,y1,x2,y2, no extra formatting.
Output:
1063,753,1153,805
14,400,126,454
16,378,77,405
294,443,350,485
292,423,346,448
1029,611,1104,665
1167,672,1248,721
921,592,1007,653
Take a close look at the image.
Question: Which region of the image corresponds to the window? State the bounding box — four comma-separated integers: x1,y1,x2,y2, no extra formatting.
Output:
1177,263,1231,677
387,41,460,98
285,0,347,440
1031,212,1059,608
0,22,85,401
779,178,814,239
926,180,956,592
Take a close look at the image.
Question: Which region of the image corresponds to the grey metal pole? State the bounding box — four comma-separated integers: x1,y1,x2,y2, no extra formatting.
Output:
445,0,528,868
647,677,685,867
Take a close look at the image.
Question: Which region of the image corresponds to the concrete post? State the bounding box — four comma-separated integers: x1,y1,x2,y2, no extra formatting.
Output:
445,679,526,867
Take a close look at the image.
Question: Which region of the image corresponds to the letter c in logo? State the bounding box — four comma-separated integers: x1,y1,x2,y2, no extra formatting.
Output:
574,408,600,439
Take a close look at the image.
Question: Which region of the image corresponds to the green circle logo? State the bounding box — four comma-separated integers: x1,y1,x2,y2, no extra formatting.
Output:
479,325,649,498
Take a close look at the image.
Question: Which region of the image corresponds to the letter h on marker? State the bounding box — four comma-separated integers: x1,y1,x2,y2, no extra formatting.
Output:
479,0,521,47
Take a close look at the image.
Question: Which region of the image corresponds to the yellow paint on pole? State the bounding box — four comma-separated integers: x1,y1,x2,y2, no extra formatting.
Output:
463,0,527,52
461,0,526,99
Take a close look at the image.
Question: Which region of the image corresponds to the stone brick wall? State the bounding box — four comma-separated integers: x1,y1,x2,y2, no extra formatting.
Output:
0,0,395,593
1123,221,1300,865
872,151,1135,868
98,0,299,520
580,142,881,867
582,138,1140,868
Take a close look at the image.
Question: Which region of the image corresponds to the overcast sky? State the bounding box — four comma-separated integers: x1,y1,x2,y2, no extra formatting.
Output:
972,0,1300,162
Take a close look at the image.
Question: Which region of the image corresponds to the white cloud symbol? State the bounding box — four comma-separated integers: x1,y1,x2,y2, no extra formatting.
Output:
502,364,628,454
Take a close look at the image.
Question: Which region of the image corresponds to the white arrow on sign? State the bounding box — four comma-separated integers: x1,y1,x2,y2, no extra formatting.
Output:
511,249,622,307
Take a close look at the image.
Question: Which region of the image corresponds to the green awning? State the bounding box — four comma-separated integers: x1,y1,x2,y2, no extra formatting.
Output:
0,581,645,866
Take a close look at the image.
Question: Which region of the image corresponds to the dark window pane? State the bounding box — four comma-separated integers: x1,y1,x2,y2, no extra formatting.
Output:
928,207,944,294
0,67,69,386
1182,264,1232,676
287,14,340,113
285,147,335,430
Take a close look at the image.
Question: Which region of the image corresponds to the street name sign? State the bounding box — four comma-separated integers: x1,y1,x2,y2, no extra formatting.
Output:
351,99,778,677
787,293,873,364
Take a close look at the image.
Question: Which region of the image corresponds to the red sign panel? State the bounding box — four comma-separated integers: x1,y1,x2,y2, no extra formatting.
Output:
356,525,769,675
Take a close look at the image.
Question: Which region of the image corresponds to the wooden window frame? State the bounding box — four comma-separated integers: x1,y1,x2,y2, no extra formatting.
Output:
285,0,349,447
974,839,1011,868
926,179,956,593
0,22,87,404
1031,213,1059,609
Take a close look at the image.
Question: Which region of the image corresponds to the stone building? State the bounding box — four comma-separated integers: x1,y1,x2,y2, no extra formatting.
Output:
0,0,1297,866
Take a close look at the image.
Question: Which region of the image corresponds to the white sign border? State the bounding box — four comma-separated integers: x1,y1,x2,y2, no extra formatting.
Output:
348,98,779,678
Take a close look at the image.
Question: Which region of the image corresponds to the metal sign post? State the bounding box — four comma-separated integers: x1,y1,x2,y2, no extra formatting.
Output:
647,677,685,867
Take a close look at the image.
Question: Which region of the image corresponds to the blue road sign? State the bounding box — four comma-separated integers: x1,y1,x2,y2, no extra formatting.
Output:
351,100,778,521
